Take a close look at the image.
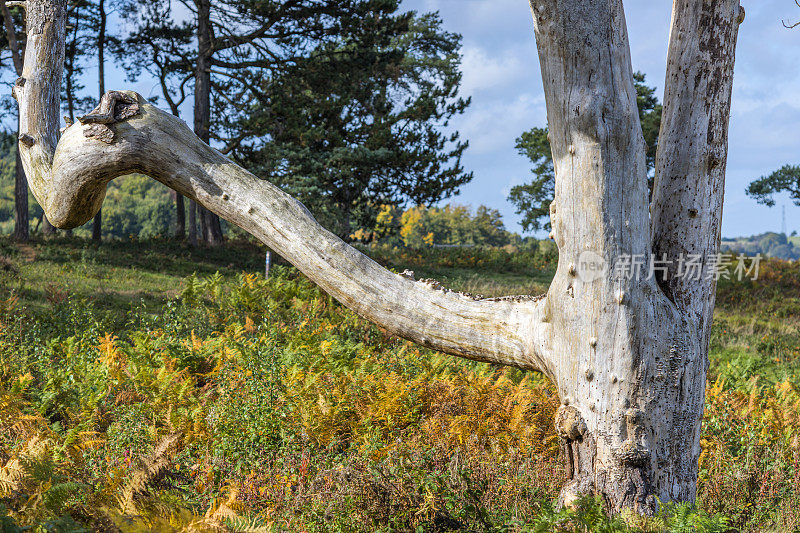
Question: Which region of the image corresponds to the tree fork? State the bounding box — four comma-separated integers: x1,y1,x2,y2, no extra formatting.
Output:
15,0,741,515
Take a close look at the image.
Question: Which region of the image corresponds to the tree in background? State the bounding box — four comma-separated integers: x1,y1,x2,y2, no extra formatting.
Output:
120,0,384,245
1,1,27,241
62,1,95,132
61,0,102,239
398,205,509,248
747,164,800,209
0,131,47,234
231,9,471,238
120,0,471,242
119,0,195,243
509,72,661,233
505,127,553,234
93,0,107,241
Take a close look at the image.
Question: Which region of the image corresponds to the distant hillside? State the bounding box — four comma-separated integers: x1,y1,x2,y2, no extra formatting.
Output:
722,232,800,260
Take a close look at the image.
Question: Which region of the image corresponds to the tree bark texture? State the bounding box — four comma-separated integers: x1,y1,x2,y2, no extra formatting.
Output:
15,0,742,515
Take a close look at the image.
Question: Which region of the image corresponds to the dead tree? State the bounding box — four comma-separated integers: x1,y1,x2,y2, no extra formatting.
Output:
14,0,742,514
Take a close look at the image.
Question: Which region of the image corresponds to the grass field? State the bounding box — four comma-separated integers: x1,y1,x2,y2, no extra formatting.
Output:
1,237,799,532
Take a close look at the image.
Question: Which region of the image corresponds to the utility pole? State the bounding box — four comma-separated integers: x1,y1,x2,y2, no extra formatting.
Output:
782,204,787,236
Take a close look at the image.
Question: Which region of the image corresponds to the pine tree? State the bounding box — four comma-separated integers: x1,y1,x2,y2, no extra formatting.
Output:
229,8,472,238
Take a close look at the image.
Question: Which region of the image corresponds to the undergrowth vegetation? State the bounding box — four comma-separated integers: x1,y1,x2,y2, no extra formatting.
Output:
0,238,798,531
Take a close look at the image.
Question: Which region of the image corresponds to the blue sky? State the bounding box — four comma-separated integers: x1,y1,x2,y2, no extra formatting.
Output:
66,0,800,237
399,0,800,237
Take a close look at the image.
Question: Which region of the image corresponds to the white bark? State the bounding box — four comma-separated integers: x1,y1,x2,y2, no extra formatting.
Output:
652,0,743,350
527,0,741,511
14,0,742,515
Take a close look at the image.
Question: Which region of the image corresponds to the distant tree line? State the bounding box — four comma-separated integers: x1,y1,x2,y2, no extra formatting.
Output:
351,203,533,249
1,0,471,244
0,131,174,239
722,232,800,260
3,132,523,245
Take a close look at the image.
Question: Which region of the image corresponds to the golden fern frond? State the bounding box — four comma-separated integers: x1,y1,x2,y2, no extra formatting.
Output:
205,487,241,521
0,456,26,496
198,488,270,533
99,332,127,371
116,432,181,515
11,414,47,438
223,515,272,533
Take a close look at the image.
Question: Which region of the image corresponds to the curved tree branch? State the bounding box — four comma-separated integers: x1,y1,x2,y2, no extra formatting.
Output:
784,0,800,28
15,0,553,377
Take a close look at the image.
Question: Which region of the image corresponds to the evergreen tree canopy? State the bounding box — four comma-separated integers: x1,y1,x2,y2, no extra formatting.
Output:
118,0,472,239
747,164,800,207
224,6,472,237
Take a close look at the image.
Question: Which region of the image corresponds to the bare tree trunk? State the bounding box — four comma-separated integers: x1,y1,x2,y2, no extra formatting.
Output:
92,0,106,242
527,0,742,511
193,0,223,246
188,199,198,246
14,0,743,515
198,204,209,243
4,0,28,241
13,151,28,241
61,0,83,240
207,207,223,243
174,191,185,239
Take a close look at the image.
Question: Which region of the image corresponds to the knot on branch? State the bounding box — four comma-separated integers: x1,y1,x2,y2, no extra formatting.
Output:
555,405,586,441
19,134,35,147
79,91,140,144
614,408,650,467
418,278,445,291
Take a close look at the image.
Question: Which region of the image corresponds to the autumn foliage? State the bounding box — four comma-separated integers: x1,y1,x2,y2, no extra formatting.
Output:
0,243,798,531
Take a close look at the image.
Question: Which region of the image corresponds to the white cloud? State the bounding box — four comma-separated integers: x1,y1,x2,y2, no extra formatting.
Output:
452,92,546,155
459,46,526,96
